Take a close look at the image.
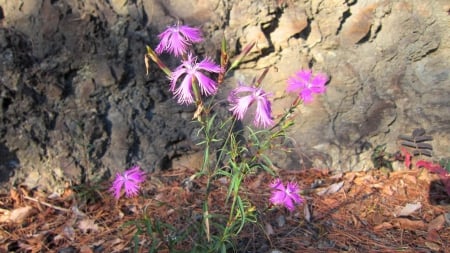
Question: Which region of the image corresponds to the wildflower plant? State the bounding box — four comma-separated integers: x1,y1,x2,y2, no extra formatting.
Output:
138,22,328,251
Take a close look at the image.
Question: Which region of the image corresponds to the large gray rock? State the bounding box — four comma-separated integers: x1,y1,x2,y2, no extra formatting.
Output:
223,0,450,171
0,0,203,192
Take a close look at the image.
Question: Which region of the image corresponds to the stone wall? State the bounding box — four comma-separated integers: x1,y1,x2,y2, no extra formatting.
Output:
0,0,448,192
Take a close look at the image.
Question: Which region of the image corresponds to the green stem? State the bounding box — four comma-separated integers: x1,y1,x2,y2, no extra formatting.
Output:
226,172,242,225
198,107,214,242
213,118,237,172
204,176,212,242
270,96,301,131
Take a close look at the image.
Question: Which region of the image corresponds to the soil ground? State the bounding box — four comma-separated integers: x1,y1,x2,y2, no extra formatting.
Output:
0,162,449,252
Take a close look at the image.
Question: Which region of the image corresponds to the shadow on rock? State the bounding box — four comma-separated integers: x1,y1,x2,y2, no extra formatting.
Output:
0,142,19,183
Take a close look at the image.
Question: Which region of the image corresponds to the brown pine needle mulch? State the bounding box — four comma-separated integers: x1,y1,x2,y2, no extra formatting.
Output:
0,160,449,252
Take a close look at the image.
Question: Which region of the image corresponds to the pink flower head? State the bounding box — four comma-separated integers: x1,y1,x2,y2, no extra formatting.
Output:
110,165,146,199
155,24,203,56
287,69,328,103
170,54,221,104
269,178,303,211
228,83,274,128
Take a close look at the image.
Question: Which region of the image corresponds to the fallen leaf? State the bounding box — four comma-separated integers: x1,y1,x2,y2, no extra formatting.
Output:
53,234,66,244
330,173,343,180
304,203,311,222
78,218,100,234
344,172,357,182
0,206,33,223
62,185,75,199
109,238,126,250
317,181,344,196
424,241,441,251
426,229,442,243
71,206,86,218
351,214,360,228
10,189,21,206
428,215,445,232
79,245,93,253
322,198,338,207
44,190,56,198
354,174,376,185
265,222,274,236
382,185,394,196
63,225,76,241
370,183,384,189
403,174,417,184
393,218,426,230
17,241,36,252
373,222,393,231
395,202,422,217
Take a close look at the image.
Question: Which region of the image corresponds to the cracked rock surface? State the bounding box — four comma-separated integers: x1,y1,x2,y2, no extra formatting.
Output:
0,0,449,192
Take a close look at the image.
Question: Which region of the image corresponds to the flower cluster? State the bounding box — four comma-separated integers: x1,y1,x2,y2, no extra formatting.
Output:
227,67,328,128
155,24,221,106
152,23,328,127
118,24,328,217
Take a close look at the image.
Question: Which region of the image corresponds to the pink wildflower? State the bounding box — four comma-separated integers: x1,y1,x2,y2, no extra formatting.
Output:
228,83,274,128
155,24,203,56
170,54,221,104
269,178,303,211
110,165,146,199
287,69,328,103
